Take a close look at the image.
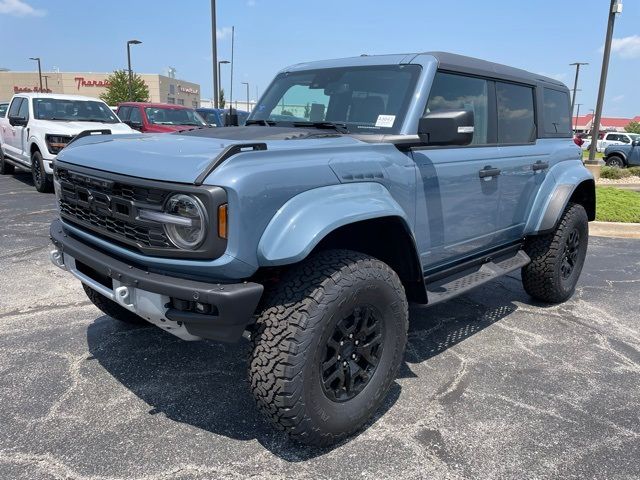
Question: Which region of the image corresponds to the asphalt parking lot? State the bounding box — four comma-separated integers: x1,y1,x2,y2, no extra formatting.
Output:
0,171,639,480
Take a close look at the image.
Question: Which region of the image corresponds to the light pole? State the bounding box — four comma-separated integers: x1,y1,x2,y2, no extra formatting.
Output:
588,0,623,175
569,62,588,121
241,81,249,111
217,60,229,108
126,39,142,101
29,57,42,92
42,75,49,91
211,0,218,108
228,26,235,125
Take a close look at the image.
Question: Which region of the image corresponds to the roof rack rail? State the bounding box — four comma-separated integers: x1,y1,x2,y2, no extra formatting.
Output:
194,142,267,186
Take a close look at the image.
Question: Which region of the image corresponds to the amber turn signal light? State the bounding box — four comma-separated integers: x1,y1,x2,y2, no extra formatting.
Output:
218,204,228,239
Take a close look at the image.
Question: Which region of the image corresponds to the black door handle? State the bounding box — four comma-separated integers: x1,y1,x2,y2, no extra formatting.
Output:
532,161,549,171
478,167,501,178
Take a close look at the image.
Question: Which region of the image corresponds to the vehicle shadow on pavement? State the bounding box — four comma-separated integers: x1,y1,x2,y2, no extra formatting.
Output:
85,274,544,461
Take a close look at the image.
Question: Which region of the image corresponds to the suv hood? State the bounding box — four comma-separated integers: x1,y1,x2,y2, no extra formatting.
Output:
34,120,135,135
56,127,362,184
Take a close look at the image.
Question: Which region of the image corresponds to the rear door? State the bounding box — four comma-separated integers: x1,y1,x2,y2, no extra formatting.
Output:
14,98,30,162
412,71,501,268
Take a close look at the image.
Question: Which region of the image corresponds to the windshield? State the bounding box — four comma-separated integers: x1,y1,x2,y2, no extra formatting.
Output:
145,107,207,126
248,65,421,133
34,98,120,123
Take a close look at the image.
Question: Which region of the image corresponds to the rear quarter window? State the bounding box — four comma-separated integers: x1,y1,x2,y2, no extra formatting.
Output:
543,88,571,136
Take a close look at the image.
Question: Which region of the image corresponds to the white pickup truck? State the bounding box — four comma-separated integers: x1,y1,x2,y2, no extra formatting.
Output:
0,93,133,192
582,131,640,153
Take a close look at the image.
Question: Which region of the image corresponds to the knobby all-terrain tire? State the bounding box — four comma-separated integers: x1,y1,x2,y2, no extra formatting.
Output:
0,147,15,174
83,284,147,325
31,150,53,193
521,202,589,303
248,249,409,446
605,155,625,168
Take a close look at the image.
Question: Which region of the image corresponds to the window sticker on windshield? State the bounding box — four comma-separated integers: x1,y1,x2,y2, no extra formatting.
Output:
375,115,395,128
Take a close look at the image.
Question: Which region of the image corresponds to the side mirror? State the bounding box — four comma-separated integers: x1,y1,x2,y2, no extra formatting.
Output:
633,139,640,147
8,116,27,127
124,120,142,130
418,109,474,146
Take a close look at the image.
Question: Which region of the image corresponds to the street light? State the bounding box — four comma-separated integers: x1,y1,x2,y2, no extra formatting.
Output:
569,62,588,121
588,0,623,175
217,60,229,108
126,39,142,101
211,0,218,108
29,57,42,91
42,75,49,91
241,81,249,112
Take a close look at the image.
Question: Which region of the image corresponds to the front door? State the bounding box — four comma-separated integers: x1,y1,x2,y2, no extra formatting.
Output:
412,71,500,269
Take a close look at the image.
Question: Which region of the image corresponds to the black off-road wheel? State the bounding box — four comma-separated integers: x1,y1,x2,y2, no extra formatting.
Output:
31,150,53,193
248,249,408,446
605,155,625,168
83,284,147,325
522,202,589,303
0,147,15,174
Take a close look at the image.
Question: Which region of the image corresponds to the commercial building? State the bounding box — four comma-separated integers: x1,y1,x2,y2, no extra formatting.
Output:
0,71,201,107
574,113,640,134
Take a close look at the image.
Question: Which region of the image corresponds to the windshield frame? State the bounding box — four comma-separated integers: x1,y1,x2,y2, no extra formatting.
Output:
144,106,207,127
248,64,422,135
33,98,120,123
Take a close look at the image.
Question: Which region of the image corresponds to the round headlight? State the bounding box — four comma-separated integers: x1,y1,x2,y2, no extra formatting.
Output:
163,194,207,250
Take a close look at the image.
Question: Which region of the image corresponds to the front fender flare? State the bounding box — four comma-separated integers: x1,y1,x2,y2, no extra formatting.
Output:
257,182,410,266
524,160,595,234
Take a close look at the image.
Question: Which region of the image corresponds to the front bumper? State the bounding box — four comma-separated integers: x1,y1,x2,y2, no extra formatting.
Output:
50,219,263,342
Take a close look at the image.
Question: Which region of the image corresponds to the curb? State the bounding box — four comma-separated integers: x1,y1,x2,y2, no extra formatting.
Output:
590,221,640,239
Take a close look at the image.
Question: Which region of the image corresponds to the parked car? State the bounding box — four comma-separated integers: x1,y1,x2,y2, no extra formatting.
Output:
49,52,594,446
596,131,640,153
116,102,207,133
0,101,8,117
196,108,249,127
0,93,134,192
603,139,640,167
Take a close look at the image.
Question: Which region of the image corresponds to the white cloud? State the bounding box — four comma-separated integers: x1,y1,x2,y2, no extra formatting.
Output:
611,94,625,102
0,0,45,16
216,27,233,40
610,35,640,59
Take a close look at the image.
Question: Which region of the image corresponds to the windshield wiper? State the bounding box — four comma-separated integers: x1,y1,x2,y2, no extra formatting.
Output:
292,121,350,134
245,119,276,127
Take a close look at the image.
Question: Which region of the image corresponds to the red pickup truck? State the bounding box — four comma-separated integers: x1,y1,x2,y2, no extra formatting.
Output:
116,102,207,133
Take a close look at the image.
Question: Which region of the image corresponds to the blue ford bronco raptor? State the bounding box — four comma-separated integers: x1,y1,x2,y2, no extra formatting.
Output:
49,52,594,445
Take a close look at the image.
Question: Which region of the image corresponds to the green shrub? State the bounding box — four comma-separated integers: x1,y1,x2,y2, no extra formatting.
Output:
627,166,640,177
600,166,631,179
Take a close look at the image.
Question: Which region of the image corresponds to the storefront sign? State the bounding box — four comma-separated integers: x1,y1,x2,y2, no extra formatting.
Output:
14,86,52,93
74,77,111,90
179,86,198,95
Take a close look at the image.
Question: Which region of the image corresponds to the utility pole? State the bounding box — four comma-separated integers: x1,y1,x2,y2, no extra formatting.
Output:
126,40,142,101
217,60,229,108
569,62,588,121
588,0,623,176
42,75,49,91
227,26,236,125
574,103,582,132
242,81,249,111
211,0,218,108
29,57,42,91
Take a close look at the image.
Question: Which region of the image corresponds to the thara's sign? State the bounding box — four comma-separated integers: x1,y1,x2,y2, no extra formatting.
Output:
74,77,111,89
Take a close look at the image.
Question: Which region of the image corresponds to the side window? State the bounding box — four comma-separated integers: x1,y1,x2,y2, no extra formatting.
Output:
118,106,131,121
426,72,489,145
543,88,571,135
8,97,24,117
496,82,535,144
17,98,30,120
620,135,630,144
129,107,142,124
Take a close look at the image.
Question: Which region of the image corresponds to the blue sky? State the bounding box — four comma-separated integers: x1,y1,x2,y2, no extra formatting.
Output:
1,0,639,117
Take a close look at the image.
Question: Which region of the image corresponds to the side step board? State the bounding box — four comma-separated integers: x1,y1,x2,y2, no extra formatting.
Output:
425,250,531,306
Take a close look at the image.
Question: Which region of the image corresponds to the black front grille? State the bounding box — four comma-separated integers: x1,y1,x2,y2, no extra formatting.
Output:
59,200,170,248
56,167,173,252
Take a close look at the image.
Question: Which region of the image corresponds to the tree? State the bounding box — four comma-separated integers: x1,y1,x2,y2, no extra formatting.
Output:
99,70,149,105
219,88,226,109
624,121,640,134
